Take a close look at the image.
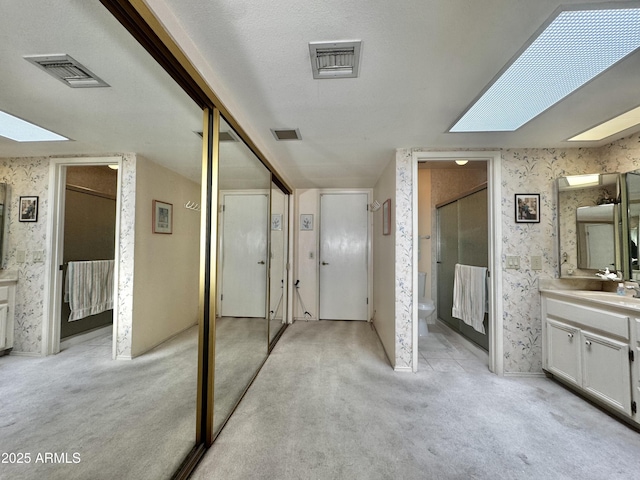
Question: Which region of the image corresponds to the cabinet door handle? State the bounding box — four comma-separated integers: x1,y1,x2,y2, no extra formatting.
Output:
257,261,265,265
567,333,573,339
585,340,592,347
322,261,330,265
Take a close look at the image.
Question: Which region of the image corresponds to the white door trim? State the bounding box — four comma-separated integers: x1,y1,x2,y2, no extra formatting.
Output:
317,188,373,322
43,156,123,357
411,151,503,375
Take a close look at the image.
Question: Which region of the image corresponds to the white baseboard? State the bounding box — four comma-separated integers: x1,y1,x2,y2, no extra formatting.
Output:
394,365,412,373
60,325,112,350
504,371,546,378
7,351,42,357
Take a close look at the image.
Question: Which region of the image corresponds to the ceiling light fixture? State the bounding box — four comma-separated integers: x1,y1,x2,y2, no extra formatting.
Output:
450,7,640,132
455,160,469,166
565,174,600,187
568,105,640,141
309,41,361,79
0,110,68,142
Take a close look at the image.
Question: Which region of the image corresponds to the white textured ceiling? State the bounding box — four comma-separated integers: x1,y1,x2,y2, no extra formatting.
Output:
0,1,203,182
149,0,640,188
3,1,640,189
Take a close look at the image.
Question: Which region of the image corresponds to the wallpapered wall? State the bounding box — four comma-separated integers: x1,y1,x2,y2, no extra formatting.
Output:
0,157,49,353
395,132,640,374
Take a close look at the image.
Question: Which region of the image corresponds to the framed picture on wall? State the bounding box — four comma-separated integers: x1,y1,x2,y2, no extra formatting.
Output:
515,193,540,223
271,214,282,231
300,214,313,231
19,196,38,222
383,199,391,235
153,200,173,234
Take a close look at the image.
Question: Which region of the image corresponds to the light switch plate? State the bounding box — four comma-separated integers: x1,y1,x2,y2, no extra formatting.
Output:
531,255,542,270
506,256,520,269
16,250,26,263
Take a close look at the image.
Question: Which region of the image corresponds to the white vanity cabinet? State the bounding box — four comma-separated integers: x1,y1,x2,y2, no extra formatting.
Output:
0,272,17,355
542,292,637,423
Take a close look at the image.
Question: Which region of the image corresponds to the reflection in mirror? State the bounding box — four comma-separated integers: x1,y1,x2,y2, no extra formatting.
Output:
576,204,617,269
626,171,640,279
0,2,201,478
214,116,270,435
557,173,621,278
269,182,288,345
0,183,7,269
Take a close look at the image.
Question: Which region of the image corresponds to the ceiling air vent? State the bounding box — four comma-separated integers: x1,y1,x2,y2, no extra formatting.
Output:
271,128,301,141
24,54,109,88
195,130,239,141
309,40,361,79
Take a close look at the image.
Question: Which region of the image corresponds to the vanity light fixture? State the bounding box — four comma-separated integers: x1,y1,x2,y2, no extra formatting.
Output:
565,174,600,187
0,110,68,142
568,105,640,142
450,6,640,132
455,160,469,166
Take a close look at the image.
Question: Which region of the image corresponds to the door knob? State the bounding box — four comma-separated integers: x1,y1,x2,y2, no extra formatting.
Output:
257,260,265,265
567,333,573,339
322,261,329,265
585,340,592,346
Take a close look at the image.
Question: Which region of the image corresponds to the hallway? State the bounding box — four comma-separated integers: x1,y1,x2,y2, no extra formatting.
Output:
193,320,640,480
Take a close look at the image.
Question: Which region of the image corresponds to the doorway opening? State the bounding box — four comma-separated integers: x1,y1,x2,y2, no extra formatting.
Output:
59,165,118,351
44,156,122,358
412,151,503,375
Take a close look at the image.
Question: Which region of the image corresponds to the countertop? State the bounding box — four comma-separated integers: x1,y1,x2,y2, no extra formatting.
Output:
0,270,18,285
540,288,640,312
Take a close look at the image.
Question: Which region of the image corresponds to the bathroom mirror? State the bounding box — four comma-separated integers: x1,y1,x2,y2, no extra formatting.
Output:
0,183,7,269
625,171,640,280
214,116,270,436
557,173,622,278
269,181,288,346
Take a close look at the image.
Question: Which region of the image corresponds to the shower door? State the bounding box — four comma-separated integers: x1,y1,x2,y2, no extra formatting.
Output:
436,189,488,351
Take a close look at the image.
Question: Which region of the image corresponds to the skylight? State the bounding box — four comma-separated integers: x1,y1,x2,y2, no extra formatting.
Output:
0,110,68,142
450,7,640,132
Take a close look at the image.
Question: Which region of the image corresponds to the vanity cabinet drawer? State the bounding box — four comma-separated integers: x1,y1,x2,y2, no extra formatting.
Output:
545,298,629,339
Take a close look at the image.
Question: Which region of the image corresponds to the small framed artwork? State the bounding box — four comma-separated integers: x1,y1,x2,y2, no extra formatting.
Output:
153,200,173,234
19,196,38,222
300,214,314,231
383,199,391,235
515,193,540,223
271,214,282,231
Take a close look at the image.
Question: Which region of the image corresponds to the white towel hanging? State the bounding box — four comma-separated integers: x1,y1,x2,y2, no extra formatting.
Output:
452,263,487,334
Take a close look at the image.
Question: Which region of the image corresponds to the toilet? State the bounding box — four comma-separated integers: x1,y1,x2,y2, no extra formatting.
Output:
418,272,435,336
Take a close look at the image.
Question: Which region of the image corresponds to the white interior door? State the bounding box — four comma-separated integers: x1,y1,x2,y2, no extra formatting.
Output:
319,193,368,321
221,193,268,317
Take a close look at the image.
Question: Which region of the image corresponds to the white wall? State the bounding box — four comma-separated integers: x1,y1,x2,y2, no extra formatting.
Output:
131,156,200,357
294,189,319,320
373,159,397,366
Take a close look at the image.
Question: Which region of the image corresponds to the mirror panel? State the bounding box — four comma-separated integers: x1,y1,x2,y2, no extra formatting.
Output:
269,182,288,345
557,173,622,278
0,2,202,478
0,183,7,269
214,116,270,435
626,171,640,280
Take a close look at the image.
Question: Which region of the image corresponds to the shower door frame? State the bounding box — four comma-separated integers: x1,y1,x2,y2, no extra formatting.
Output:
412,151,503,375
